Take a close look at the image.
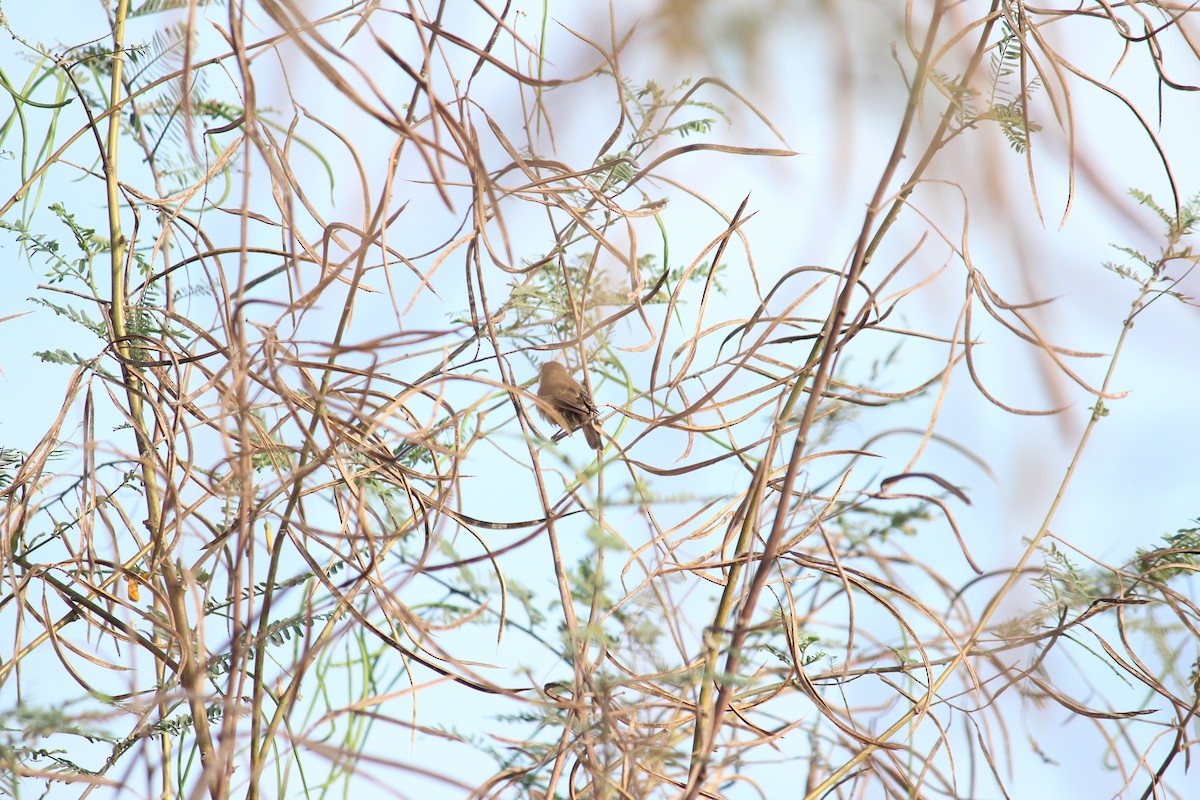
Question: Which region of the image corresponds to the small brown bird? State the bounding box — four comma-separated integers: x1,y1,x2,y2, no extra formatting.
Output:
537,361,602,449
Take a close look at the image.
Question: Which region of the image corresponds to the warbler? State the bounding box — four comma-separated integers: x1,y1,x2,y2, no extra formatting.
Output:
537,361,602,449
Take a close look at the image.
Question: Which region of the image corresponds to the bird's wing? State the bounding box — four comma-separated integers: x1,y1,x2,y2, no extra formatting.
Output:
562,388,597,418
